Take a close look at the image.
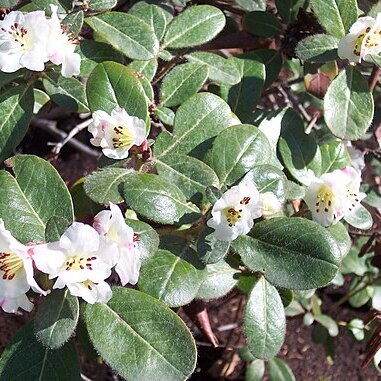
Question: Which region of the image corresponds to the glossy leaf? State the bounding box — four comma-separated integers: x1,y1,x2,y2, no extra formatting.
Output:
84,168,133,205
85,12,159,60
34,289,79,349
86,61,149,127
160,63,208,107
88,0,116,9
245,277,286,359
232,218,342,290
45,216,71,242
196,260,238,300
327,222,351,260
155,106,175,126
62,10,83,36
129,58,158,82
220,56,265,123
0,155,73,243
252,50,282,88
244,11,283,37
129,1,167,41
197,227,230,265
320,141,350,173
296,34,339,62
344,204,373,230
84,287,197,381
77,40,124,77
0,322,80,381
186,52,241,85
268,358,296,381
206,124,272,186
246,359,265,381
0,85,34,163
310,0,358,38
154,93,232,159
235,0,265,11
42,72,89,113
126,218,160,263
163,5,225,48
278,110,322,185
324,67,374,140
123,173,200,224
156,154,219,204
139,245,205,307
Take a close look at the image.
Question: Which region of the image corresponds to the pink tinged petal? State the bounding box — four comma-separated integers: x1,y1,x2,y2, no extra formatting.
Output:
0,293,33,313
32,241,67,276
93,210,112,235
132,117,148,146
61,52,81,77
22,257,47,295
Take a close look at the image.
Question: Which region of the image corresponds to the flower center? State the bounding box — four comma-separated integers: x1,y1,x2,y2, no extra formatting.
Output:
112,126,134,149
0,252,23,280
315,185,334,214
1,22,30,49
353,30,368,56
83,280,97,290
224,207,243,227
363,27,381,50
61,26,78,45
65,256,96,271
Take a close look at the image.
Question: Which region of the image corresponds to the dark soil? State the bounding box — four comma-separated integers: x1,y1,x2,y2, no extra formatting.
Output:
0,126,380,381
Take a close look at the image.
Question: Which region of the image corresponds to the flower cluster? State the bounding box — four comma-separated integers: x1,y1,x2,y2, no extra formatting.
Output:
0,204,140,313
0,5,80,77
207,181,282,242
304,166,365,227
338,13,381,63
88,107,147,160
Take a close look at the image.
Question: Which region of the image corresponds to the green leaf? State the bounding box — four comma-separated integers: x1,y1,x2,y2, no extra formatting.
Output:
340,237,369,275
33,88,50,114
349,278,372,307
320,141,351,173
163,5,225,48
252,50,282,88
84,168,133,204
88,0,116,10
123,173,200,224
34,289,79,349
160,63,209,107
206,124,272,186
186,52,241,85
139,243,205,306
326,222,351,260
154,93,232,159
86,61,149,127
310,0,358,38
275,0,300,23
155,106,175,126
344,204,373,230
196,260,238,300
220,56,265,123
156,154,219,204
126,218,159,263
268,358,296,381
62,10,83,36
296,34,339,62
314,314,339,337
246,359,265,381
85,12,159,60
324,67,374,140
77,40,124,77
129,1,167,41
348,318,365,341
278,109,322,185
197,227,230,265
0,155,73,243
0,322,80,381
129,58,158,82
244,11,283,37
232,218,341,290
84,287,197,381
235,0,265,11
42,72,89,113
243,165,288,202
244,277,286,359
45,216,71,242
0,85,34,163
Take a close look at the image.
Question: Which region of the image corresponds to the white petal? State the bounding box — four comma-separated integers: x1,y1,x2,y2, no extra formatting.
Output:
338,34,361,63
115,246,141,286
32,241,67,277
61,52,81,77
131,117,147,146
60,222,100,254
349,17,374,34
0,293,33,313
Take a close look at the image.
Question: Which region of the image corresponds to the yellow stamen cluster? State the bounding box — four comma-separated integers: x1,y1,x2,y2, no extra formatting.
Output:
315,185,334,214
112,126,134,149
65,256,96,271
223,196,251,227
0,252,23,280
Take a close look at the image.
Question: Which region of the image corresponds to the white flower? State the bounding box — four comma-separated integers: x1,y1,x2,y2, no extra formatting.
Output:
88,107,146,160
47,5,80,77
0,220,46,313
304,167,366,227
0,10,49,73
32,222,118,304
93,203,141,286
207,182,263,241
345,141,365,173
260,192,282,217
338,14,381,63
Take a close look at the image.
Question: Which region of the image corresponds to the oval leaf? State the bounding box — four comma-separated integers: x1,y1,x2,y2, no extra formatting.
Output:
232,218,342,290
244,11,283,37
244,277,286,359
296,34,339,62
268,358,296,381
84,287,197,381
